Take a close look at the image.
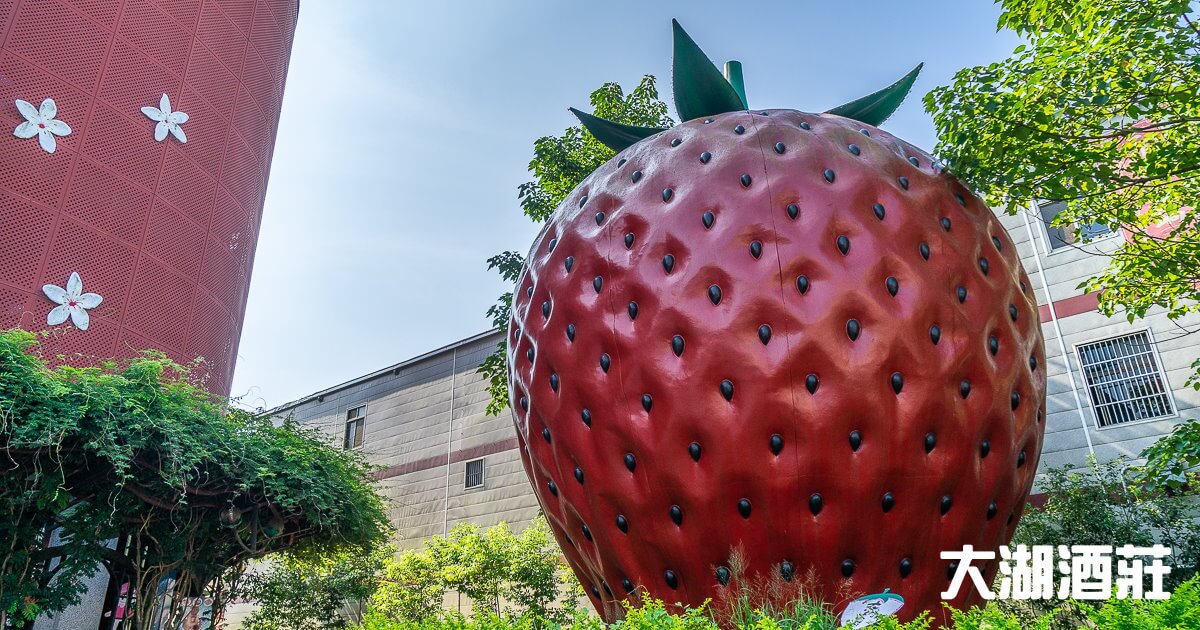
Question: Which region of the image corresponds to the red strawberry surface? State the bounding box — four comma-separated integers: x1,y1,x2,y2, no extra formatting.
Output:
506,23,1046,626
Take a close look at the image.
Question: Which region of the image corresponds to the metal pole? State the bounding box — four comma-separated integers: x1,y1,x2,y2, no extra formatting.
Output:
442,347,458,536
1020,204,1095,456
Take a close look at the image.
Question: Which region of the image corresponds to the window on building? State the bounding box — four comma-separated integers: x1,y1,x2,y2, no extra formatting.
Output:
1077,331,1175,428
1040,201,1113,251
465,458,485,489
343,405,366,449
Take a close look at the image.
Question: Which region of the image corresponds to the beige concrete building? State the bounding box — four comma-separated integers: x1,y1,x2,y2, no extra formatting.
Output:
264,330,539,550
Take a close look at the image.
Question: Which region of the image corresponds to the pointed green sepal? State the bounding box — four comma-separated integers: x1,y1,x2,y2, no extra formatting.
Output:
672,19,747,122
825,63,924,127
569,107,667,152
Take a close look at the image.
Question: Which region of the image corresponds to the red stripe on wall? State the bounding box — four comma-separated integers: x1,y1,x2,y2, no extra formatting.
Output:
373,437,521,481
1037,292,1100,322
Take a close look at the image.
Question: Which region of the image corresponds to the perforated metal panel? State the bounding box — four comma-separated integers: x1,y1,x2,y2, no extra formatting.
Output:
0,0,298,395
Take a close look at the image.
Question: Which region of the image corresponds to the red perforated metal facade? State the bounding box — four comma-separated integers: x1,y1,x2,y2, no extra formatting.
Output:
0,0,298,396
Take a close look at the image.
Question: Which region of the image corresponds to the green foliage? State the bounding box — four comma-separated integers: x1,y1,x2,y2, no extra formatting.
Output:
481,76,674,416
1140,418,1200,490
368,518,567,624
1087,575,1200,628
0,329,389,629
240,546,391,630
924,0,1200,378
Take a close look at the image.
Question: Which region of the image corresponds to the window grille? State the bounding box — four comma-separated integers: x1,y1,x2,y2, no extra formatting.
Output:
1077,332,1174,427
465,458,485,489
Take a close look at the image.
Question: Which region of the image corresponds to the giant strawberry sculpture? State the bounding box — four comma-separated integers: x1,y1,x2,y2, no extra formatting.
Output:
507,21,1046,626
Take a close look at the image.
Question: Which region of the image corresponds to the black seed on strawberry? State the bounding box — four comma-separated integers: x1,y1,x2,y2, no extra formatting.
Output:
700,151,712,163
594,277,603,293
930,325,941,344
900,558,913,577
955,193,967,206
662,188,673,202
886,277,899,296
734,125,745,134
873,203,886,219
769,434,783,455
787,203,799,219
993,235,1003,250
960,380,971,398
781,562,795,582
908,156,920,167
940,495,953,515
898,176,909,190
541,301,550,318
957,286,967,303
774,142,786,154
672,335,685,356
925,432,937,453
663,254,676,273
1017,450,1027,467
628,302,639,320
600,354,610,372
564,256,574,272
581,408,591,427
738,499,752,518
632,170,643,182
520,396,528,411
797,275,810,294
758,324,772,345
708,285,722,305
547,480,558,496
882,492,895,512
642,394,653,412
671,138,682,146
947,561,959,581
665,571,678,589
591,585,600,598
542,427,551,443
849,431,862,451
800,121,810,130
549,238,557,251
980,439,991,458
892,372,904,394
602,582,613,597
987,502,998,520
574,467,584,484
920,242,930,260
582,524,593,541
979,257,989,274
823,169,836,183
741,174,752,187
720,379,734,401
847,319,861,340
566,324,576,341
809,493,823,515
989,336,999,355
940,217,952,231
837,235,850,254
617,158,627,167
670,505,682,526
526,286,533,297
625,453,636,472
750,240,763,258
848,144,861,155
688,442,701,462
860,128,870,136
806,374,819,394
1030,355,1038,370
716,567,731,585
526,347,534,362
702,211,715,228
1011,392,1021,410
616,514,629,532
1010,304,1018,321
842,560,856,578
622,578,634,592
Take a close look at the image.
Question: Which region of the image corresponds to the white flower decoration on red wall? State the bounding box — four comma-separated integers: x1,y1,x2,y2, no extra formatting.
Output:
13,98,71,153
43,272,103,331
141,93,189,143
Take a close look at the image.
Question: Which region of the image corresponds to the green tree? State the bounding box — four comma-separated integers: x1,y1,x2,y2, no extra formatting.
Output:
240,546,391,630
924,0,1200,383
0,329,389,630
368,518,567,623
479,76,674,415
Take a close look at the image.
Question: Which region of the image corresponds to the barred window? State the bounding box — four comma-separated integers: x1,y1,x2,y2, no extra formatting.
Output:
1077,332,1174,428
465,458,485,489
343,404,366,449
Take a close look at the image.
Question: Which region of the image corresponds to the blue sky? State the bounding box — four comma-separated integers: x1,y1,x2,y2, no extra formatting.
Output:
231,0,1023,408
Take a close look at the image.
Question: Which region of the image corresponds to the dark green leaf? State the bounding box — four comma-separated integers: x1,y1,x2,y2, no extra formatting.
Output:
826,63,924,126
